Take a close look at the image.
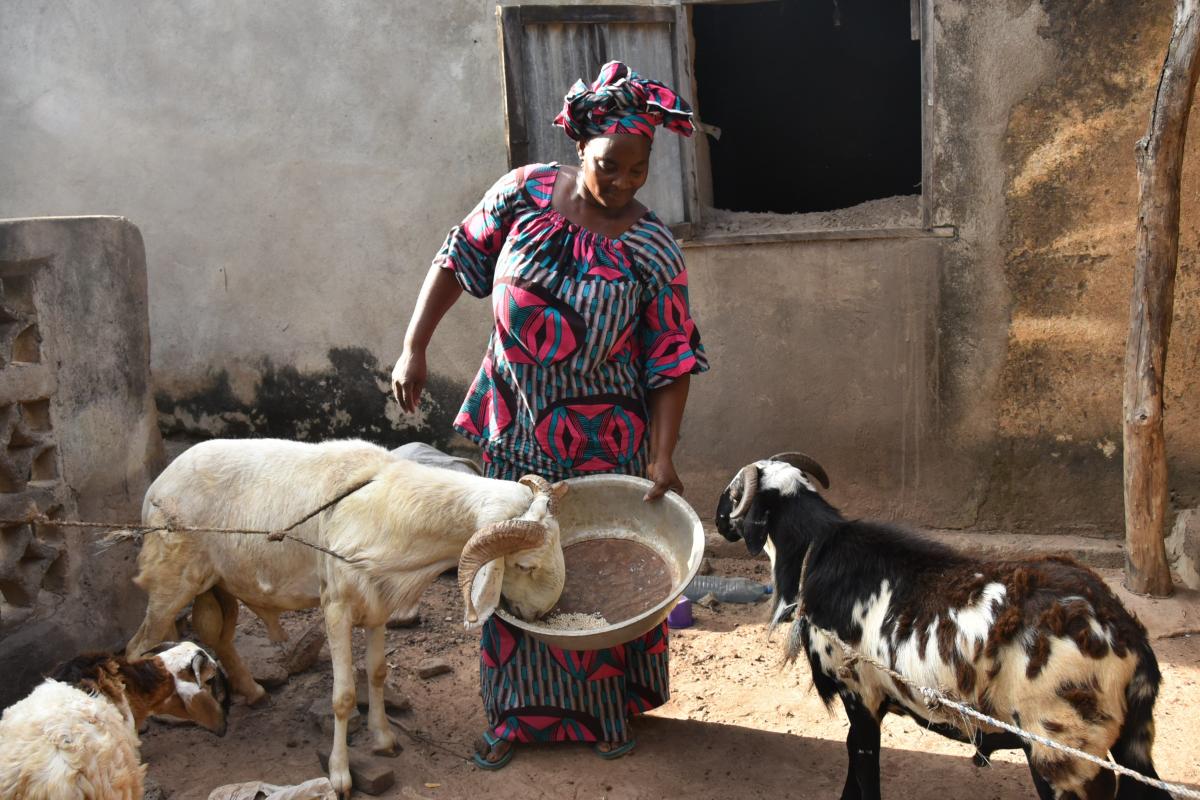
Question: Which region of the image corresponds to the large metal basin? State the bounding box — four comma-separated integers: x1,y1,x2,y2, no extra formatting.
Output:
496,474,704,650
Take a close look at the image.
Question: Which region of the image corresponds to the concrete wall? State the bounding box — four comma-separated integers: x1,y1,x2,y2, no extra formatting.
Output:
0,1,505,446
929,0,1200,535
680,238,943,521
2,0,1199,538
0,216,163,707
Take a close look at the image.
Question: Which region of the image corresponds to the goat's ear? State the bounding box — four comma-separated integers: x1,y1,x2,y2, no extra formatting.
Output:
466,559,505,630
550,481,569,503
742,493,772,557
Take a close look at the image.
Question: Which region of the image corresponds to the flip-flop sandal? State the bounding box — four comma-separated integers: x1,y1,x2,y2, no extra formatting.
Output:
472,731,514,770
592,739,637,760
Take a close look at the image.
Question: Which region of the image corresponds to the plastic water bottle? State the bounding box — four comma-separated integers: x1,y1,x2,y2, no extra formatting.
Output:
683,575,771,604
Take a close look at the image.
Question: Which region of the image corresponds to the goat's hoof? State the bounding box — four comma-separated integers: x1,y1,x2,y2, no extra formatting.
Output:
371,730,400,757
330,768,352,800
242,684,269,707
972,752,990,768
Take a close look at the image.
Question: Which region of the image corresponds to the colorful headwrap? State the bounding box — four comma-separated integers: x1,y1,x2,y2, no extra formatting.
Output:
553,61,695,142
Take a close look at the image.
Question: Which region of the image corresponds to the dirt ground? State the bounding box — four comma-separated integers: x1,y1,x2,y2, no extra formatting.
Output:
139,558,1200,800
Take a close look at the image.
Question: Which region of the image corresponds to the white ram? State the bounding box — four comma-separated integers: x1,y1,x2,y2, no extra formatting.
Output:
125,438,566,798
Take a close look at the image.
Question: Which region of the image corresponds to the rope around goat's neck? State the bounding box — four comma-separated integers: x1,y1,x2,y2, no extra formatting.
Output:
788,571,1200,800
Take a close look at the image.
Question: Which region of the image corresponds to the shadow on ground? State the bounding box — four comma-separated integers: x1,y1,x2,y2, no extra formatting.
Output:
136,566,1200,800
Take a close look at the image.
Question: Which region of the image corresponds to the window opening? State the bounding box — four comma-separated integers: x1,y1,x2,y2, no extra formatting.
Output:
692,0,921,215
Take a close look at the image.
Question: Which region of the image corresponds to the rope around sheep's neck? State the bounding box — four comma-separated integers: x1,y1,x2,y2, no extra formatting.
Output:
1,478,374,564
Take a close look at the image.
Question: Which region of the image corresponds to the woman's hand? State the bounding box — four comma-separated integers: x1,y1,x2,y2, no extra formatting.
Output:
645,376,689,501
644,457,684,502
392,346,427,414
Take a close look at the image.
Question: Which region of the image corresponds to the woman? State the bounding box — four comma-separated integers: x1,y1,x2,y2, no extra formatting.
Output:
392,61,707,767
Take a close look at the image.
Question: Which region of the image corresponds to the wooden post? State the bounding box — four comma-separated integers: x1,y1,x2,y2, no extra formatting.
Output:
1123,0,1200,596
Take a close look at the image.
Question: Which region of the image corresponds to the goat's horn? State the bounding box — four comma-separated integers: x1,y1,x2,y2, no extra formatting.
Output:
730,464,760,519
458,519,549,623
518,474,562,515
769,451,831,490
190,651,209,686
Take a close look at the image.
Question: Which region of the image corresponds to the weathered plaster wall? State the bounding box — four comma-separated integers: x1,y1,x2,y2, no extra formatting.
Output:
2,0,1199,538
679,239,943,520
0,216,163,707
0,0,504,449
786,0,1200,536
958,0,1200,534
690,0,1200,534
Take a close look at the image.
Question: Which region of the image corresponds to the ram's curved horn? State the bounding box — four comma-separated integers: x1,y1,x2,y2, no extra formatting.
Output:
519,474,561,514
769,451,831,490
729,464,760,519
518,474,550,493
458,519,550,622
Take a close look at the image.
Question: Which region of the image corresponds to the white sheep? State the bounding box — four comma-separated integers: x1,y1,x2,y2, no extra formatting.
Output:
124,438,567,799
0,641,228,800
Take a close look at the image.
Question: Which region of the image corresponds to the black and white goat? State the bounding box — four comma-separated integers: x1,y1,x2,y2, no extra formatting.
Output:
716,453,1172,800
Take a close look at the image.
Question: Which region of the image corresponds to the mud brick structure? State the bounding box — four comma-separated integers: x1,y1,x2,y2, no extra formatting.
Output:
0,216,163,708
0,263,69,612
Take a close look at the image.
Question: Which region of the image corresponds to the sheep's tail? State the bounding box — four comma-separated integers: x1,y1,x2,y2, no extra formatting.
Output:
97,498,176,550
96,528,144,553
1110,641,1172,799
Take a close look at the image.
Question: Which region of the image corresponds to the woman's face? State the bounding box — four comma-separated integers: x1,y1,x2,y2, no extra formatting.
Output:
577,134,652,211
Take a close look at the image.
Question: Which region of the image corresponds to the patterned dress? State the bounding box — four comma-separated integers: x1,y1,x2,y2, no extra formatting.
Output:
435,162,708,745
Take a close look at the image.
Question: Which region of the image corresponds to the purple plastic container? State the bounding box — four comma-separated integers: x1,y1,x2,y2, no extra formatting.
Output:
667,597,694,629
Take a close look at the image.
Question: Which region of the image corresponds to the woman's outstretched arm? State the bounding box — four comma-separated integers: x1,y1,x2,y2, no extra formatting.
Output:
392,264,463,413
644,374,690,501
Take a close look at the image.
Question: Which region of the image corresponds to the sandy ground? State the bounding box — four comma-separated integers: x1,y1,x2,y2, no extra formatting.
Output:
139,559,1200,800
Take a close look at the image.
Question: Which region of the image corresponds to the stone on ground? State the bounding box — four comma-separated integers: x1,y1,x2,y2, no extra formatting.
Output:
316,748,395,795
307,696,361,736
1167,509,1200,590
284,620,327,675
237,632,289,688
354,667,412,712
415,657,452,679
143,776,170,800
386,612,421,629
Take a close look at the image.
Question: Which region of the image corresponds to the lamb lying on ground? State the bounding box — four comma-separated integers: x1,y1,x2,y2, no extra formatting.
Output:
0,641,229,800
